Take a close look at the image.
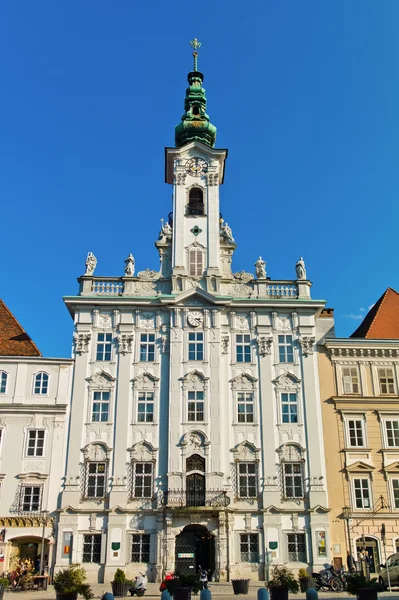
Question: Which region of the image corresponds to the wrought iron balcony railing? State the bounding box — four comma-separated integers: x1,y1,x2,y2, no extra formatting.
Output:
158,489,230,509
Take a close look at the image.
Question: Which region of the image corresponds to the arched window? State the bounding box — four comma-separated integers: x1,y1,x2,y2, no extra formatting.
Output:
188,249,203,277
186,454,205,472
33,372,49,395
188,187,204,215
0,371,8,394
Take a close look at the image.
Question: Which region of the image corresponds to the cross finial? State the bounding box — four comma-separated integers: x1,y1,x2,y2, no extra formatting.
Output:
190,38,201,71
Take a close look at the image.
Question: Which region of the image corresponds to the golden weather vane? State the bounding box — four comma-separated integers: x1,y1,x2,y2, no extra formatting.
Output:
190,38,201,71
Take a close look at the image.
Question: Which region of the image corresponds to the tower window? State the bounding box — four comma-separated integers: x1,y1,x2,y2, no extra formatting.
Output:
188,249,203,277
188,187,204,216
192,105,200,115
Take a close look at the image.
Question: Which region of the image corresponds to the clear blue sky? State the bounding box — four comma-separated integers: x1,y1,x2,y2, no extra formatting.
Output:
1,1,398,357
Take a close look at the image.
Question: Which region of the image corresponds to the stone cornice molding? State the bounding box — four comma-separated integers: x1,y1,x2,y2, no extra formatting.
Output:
328,347,399,359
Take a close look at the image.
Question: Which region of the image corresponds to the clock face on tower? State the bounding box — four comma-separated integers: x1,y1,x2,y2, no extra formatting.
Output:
187,311,203,327
185,157,208,177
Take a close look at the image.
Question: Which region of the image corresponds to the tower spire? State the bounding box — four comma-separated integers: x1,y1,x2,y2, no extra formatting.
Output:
175,39,217,148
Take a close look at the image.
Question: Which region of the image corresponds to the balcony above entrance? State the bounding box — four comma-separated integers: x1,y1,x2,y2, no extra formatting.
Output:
158,489,230,509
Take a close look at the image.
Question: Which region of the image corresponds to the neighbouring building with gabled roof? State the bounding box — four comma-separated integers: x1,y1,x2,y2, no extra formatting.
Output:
319,288,399,580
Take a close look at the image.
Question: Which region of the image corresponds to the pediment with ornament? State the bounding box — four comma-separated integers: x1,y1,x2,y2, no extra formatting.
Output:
132,372,160,389
231,440,261,461
86,370,116,389
180,370,209,386
345,461,375,474
129,440,158,462
230,372,258,390
164,286,225,306
273,371,301,389
383,461,399,473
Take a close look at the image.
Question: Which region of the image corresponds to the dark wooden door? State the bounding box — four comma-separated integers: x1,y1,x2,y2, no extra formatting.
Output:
186,474,205,506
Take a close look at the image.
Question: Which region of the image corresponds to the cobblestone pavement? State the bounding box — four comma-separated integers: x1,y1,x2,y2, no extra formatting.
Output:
4,583,399,600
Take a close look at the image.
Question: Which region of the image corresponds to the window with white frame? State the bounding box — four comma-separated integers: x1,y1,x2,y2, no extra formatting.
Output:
278,335,294,363
139,334,155,362
33,372,48,395
132,462,153,498
353,478,371,509
85,462,107,498
137,392,154,423
379,368,395,395
240,533,259,562
238,462,257,498
385,420,399,447
392,479,399,509
82,534,101,563
188,332,204,361
281,393,298,423
347,419,365,447
188,249,203,277
20,485,42,512
236,334,251,363
283,463,304,498
131,533,150,562
0,371,7,394
92,391,110,422
26,430,45,457
237,392,254,423
287,533,307,562
96,333,112,361
188,391,204,421
342,367,360,394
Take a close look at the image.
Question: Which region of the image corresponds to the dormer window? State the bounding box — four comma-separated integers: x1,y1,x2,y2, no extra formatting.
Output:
187,187,204,216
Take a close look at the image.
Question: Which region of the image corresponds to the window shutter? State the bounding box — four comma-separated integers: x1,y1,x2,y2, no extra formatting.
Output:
343,376,353,394
100,532,107,564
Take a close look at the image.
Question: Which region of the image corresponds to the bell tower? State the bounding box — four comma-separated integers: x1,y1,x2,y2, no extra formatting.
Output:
165,39,228,292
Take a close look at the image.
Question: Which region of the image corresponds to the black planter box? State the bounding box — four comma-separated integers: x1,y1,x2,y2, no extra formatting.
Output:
231,579,250,595
111,582,131,597
269,586,289,600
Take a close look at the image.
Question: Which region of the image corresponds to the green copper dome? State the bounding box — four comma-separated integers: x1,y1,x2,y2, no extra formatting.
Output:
175,69,217,148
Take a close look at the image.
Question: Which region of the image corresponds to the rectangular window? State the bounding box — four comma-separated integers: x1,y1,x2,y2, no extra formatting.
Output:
240,533,259,563
96,333,112,361
92,391,110,422
82,534,101,563
353,478,371,509
281,393,298,423
237,393,254,423
379,368,395,395
287,533,307,562
236,335,251,363
140,334,155,362
278,335,294,363
133,463,153,498
347,420,365,447
131,533,150,563
385,421,399,447
392,480,399,509
188,391,204,422
342,367,360,394
26,430,45,457
0,372,7,394
189,249,203,277
188,332,204,361
20,485,42,512
86,462,107,498
283,463,304,499
137,392,154,423
238,462,257,498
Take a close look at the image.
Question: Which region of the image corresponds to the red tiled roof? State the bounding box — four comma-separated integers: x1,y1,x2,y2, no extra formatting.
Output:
0,299,41,356
351,288,399,339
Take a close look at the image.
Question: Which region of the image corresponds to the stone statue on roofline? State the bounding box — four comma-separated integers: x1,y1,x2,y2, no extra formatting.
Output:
220,219,234,243
295,256,306,280
84,252,97,276
124,254,135,277
255,256,266,279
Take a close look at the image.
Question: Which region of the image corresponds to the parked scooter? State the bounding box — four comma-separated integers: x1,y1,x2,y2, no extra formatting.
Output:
129,572,147,597
198,566,211,590
311,565,343,592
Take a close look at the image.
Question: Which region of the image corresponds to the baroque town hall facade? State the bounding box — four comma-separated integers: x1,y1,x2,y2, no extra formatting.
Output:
0,45,334,583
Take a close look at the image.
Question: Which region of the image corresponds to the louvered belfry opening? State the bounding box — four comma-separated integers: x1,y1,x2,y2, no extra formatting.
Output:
188,187,204,215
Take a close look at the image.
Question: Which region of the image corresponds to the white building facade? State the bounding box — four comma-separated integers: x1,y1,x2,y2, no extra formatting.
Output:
56,55,331,583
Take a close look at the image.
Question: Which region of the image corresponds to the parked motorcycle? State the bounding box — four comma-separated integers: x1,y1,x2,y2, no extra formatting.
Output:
129,572,147,597
311,565,344,592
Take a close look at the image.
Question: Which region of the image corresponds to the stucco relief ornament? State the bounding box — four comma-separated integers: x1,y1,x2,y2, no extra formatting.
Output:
221,335,229,354
73,332,91,354
207,173,218,186
233,270,253,283
84,252,97,276
295,256,307,280
117,333,134,355
257,336,272,356
309,476,324,491
138,268,158,280
300,336,315,356
176,173,187,185
98,313,112,328
140,313,154,328
124,254,135,276
236,316,250,330
275,316,291,331
220,220,234,244
255,256,266,279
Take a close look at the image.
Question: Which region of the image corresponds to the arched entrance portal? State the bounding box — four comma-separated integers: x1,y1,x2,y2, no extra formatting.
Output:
175,525,215,577
9,535,49,571
356,537,380,574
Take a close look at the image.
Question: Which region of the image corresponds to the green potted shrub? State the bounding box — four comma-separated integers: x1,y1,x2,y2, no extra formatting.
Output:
267,565,299,600
0,577,9,600
345,573,381,600
53,564,94,600
297,568,313,593
111,569,131,598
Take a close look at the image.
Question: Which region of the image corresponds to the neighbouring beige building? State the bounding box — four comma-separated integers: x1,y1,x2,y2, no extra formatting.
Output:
319,288,399,575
